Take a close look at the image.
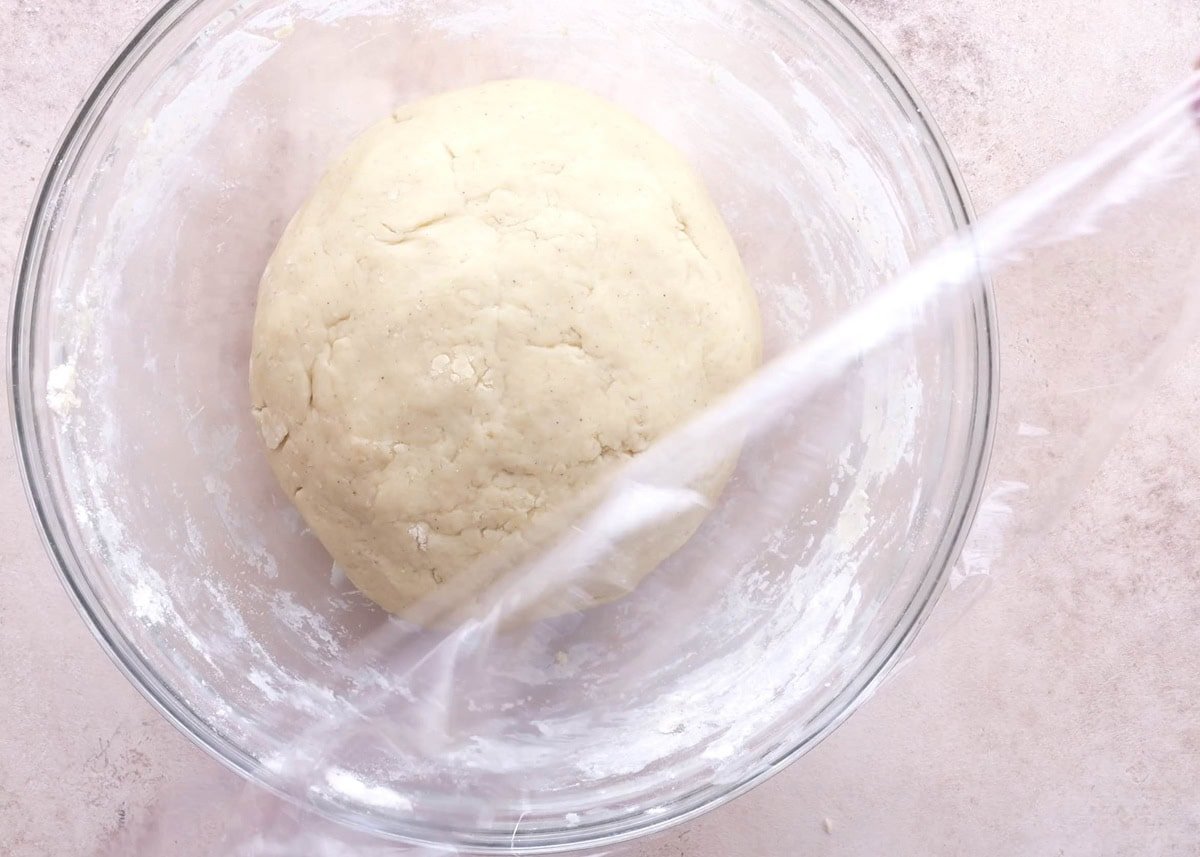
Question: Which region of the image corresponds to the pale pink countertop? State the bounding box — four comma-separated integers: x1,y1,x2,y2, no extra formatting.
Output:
2,1,1200,854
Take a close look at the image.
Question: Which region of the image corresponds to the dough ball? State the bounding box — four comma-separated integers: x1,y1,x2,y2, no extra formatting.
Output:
250,79,761,619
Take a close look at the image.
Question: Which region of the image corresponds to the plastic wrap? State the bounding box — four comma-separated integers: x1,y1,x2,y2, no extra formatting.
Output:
99,70,1200,855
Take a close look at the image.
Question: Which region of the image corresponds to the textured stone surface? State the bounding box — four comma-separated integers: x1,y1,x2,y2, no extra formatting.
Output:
1,1,1198,854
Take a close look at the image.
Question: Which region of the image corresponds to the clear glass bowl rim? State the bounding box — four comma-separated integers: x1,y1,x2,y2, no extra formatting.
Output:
7,0,998,851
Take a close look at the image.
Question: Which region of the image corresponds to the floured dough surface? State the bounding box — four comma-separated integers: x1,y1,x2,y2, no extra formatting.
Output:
250,79,761,618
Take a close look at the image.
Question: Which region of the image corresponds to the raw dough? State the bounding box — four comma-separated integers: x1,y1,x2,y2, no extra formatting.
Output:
250,79,761,619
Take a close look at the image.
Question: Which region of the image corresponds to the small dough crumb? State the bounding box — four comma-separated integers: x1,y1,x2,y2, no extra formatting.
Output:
46,362,81,417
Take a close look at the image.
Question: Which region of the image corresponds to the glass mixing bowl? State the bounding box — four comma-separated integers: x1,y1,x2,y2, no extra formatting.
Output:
10,0,995,850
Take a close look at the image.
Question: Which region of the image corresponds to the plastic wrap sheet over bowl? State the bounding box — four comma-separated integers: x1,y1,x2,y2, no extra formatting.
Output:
11,0,994,849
